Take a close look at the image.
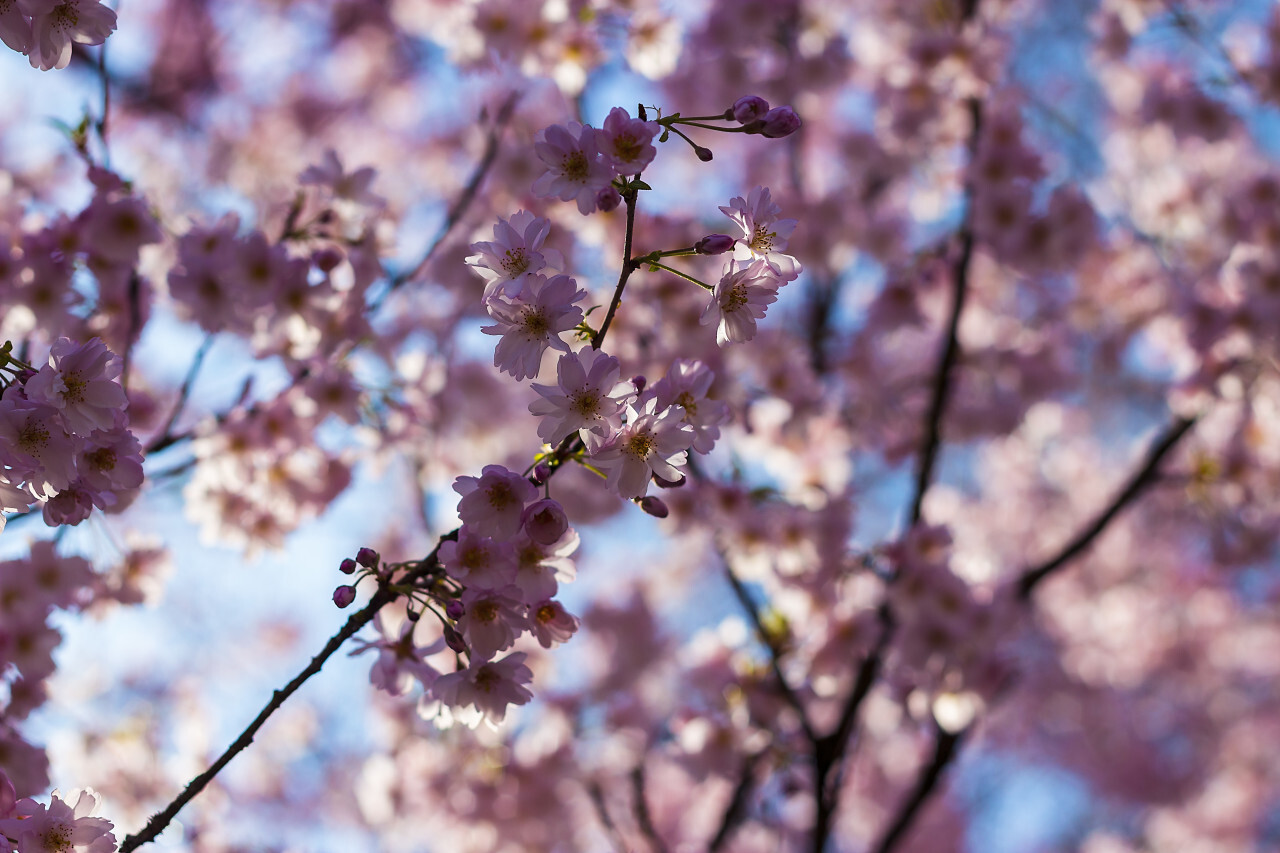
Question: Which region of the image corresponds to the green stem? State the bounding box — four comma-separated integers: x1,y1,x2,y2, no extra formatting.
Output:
649,261,713,290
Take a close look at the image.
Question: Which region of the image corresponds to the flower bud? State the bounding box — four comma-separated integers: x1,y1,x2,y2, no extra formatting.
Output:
355,547,379,569
694,145,714,162
631,375,647,394
531,461,552,485
639,496,669,518
406,607,421,622
522,498,570,545
333,585,357,608
313,246,344,272
596,186,622,212
732,95,770,124
445,599,466,620
444,625,467,653
339,557,357,575
695,234,736,255
760,106,802,138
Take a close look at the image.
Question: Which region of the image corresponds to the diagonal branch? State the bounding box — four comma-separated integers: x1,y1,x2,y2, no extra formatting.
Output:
870,721,965,853
1017,414,1196,599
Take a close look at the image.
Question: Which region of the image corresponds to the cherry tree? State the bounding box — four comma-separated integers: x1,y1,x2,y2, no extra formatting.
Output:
2,0,1279,851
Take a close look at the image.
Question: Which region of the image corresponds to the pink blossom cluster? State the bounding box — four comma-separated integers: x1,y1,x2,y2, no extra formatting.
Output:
1,170,162,348
531,107,659,214
0,542,97,794
0,337,144,528
346,468,583,728
0,0,116,71
0,770,116,853
886,524,1014,700
702,186,804,345
970,100,1096,271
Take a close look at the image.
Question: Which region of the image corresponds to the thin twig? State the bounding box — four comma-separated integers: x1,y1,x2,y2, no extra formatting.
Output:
376,92,521,306
145,333,214,454
708,751,764,852
591,183,640,350
722,560,818,743
1017,414,1196,598
630,764,668,853
870,721,965,853
119,540,451,851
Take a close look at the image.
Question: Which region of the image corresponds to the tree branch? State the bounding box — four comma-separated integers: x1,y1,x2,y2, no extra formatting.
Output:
1017,414,1196,598
870,721,965,853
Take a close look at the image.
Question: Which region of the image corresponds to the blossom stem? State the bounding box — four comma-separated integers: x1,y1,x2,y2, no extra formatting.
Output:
647,261,713,290
591,177,640,350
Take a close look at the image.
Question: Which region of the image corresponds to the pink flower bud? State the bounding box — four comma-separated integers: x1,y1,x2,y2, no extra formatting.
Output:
333,585,357,608
732,95,770,123
639,496,669,518
313,246,344,272
444,625,467,653
356,547,379,569
532,461,552,485
522,498,569,545
339,557,357,575
696,234,736,255
446,599,465,620
631,375,647,394
694,145,714,162
596,186,622,212
760,106,802,138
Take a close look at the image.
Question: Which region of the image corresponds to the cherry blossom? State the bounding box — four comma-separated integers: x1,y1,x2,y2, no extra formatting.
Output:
465,210,563,300
531,122,614,215
481,273,587,381
0,786,116,853
19,0,116,71
452,464,537,539
700,258,783,346
583,396,695,499
528,348,628,444
430,651,535,728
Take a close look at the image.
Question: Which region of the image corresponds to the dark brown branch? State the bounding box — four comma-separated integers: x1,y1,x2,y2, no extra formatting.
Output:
591,182,641,350
871,721,965,853
380,92,520,302
119,540,452,851
708,752,763,852
630,764,668,853
722,560,818,742
1017,414,1196,599
145,333,214,454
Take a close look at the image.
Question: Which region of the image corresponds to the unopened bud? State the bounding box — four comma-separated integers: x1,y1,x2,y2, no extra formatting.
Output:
333,585,357,608
695,234,735,255
760,106,802,139
694,146,714,162
631,375,647,394
406,607,421,622
339,557,357,575
522,498,570,545
355,547,379,569
731,95,770,124
596,186,622,212
639,496,669,518
444,625,467,653
313,246,344,272
445,599,466,620
531,461,552,485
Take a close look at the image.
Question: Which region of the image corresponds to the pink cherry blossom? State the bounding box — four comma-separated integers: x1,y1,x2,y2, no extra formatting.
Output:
583,396,695,499
23,338,127,435
20,0,117,71
719,186,802,279
430,651,534,728
438,526,518,590
452,464,537,539
481,273,587,381
0,787,116,853
466,210,564,300
531,122,615,215
529,599,579,648
597,106,660,176
649,359,729,454
348,613,446,696
528,348,628,444
456,586,527,661
700,258,782,347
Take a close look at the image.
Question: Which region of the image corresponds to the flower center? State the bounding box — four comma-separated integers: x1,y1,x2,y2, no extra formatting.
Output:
561,150,589,182
724,281,749,313
501,248,530,277
623,429,654,459
520,308,551,337
570,390,600,418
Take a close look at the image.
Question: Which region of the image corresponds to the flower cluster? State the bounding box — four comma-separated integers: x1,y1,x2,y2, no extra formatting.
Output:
0,337,143,529
0,770,116,853
531,107,659,214
0,0,117,71
342,473,582,728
